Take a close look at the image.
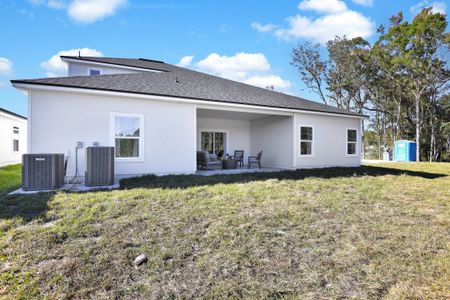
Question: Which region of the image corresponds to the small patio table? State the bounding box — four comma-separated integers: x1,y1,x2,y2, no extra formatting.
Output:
222,159,238,169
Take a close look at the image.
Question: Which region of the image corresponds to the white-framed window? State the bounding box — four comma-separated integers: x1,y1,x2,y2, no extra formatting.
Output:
13,139,19,152
12,126,19,153
89,68,102,76
200,131,227,156
110,113,144,161
299,124,314,157
346,129,358,156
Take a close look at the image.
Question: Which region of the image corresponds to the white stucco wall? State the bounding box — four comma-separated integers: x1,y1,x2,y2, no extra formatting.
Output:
197,117,250,162
294,112,362,168
250,116,294,169
29,90,196,178
67,62,141,76
0,111,27,167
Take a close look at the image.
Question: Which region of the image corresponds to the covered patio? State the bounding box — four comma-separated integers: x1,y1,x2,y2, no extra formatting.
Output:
196,166,285,176
196,105,295,172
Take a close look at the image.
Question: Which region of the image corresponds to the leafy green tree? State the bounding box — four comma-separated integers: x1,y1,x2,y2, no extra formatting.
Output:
373,8,449,160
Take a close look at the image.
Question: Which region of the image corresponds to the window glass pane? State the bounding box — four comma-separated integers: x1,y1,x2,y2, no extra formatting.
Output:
13,139,19,152
201,131,226,155
13,126,19,134
301,141,312,155
90,69,101,76
347,130,357,142
115,116,140,137
347,143,356,155
201,132,213,153
115,139,139,157
301,127,313,140
214,132,226,155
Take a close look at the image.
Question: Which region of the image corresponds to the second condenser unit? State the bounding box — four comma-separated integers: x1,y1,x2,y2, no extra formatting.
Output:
85,146,114,186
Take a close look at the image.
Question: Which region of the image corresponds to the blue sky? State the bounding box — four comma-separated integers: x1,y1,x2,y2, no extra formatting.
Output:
0,0,448,117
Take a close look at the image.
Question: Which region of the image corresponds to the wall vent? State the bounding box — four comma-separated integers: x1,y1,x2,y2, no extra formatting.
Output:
22,154,65,191
85,147,114,186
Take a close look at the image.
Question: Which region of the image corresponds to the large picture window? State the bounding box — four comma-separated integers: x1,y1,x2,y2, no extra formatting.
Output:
347,129,358,156
112,113,144,160
201,131,226,156
299,125,314,156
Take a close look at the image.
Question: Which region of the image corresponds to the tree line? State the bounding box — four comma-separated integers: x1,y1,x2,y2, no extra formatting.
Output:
291,8,449,161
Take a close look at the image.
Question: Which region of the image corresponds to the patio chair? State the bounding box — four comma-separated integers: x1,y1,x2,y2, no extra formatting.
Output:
248,151,263,169
197,151,223,170
232,150,244,168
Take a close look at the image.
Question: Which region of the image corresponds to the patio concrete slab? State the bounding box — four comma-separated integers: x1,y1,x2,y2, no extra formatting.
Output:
196,167,286,176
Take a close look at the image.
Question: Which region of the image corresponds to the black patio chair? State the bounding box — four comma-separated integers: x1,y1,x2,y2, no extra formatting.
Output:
232,150,244,168
248,151,263,169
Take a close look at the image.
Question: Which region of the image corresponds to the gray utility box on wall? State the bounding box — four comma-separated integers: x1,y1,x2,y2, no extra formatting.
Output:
22,153,65,191
85,147,115,186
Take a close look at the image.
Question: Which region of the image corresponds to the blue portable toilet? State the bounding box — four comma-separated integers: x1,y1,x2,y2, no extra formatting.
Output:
394,140,417,161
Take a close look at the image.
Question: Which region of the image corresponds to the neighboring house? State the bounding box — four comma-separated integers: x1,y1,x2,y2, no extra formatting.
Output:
11,56,365,180
0,107,27,167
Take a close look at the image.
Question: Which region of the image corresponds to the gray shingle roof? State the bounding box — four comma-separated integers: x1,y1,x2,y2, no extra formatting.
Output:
60,56,172,72
12,56,364,117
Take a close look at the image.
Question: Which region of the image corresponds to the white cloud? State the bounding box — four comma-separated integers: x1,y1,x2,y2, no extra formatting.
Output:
177,55,194,67
47,0,66,9
68,0,126,24
178,52,291,92
411,1,446,15
0,58,13,76
41,48,103,77
251,22,279,33
244,75,292,90
29,0,126,24
29,0,66,9
253,0,375,44
352,0,374,6
195,53,270,80
275,11,374,43
298,0,347,14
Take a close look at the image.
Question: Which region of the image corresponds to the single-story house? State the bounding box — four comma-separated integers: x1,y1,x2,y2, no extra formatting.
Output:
11,56,365,180
0,107,27,167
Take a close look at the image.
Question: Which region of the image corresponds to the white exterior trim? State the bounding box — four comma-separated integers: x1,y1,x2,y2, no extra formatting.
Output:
0,111,26,123
109,112,145,162
345,127,359,158
298,123,315,158
61,58,164,73
13,83,367,120
27,92,32,153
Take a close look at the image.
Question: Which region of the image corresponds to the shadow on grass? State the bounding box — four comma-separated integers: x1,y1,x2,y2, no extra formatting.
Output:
120,165,447,190
0,193,54,222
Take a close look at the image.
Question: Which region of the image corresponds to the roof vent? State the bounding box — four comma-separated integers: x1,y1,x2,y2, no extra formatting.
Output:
174,77,180,83
138,58,164,64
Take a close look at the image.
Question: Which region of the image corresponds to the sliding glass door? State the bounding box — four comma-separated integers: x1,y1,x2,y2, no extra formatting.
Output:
201,131,226,156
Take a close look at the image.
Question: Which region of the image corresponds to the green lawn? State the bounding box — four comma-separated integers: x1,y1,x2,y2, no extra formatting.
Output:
0,163,449,299
0,164,21,196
